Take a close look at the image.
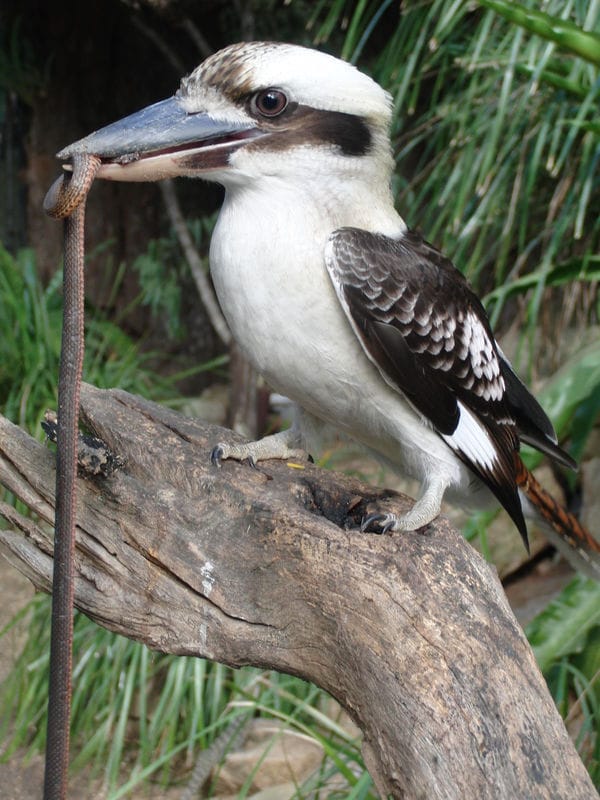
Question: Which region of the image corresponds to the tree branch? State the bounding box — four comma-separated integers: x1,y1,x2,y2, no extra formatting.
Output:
0,384,595,799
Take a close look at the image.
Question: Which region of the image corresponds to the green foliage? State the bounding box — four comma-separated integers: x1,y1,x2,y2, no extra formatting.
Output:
1,597,371,797
131,210,217,341
526,577,600,784
477,0,600,66
0,243,174,434
0,246,60,431
527,577,600,673
133,237,187,340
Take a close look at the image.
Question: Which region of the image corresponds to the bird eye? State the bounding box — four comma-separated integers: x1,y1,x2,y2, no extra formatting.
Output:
252,89,288,117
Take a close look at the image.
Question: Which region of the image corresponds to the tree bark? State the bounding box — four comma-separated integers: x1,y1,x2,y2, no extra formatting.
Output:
0,384,596,799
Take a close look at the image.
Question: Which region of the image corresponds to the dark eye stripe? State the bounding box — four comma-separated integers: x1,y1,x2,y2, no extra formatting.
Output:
248,105,372,157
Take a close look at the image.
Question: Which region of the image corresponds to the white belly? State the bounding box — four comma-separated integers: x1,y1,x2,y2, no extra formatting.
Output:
209,186,471,494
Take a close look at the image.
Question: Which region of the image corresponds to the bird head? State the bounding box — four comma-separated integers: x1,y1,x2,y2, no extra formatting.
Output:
58,42,394,188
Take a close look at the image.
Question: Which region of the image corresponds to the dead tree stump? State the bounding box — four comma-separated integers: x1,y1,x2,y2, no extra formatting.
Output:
0,384,596,799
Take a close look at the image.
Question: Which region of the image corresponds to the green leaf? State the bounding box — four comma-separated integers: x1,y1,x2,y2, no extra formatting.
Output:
476,0,600,67
526,576,600,673
536,338,600,438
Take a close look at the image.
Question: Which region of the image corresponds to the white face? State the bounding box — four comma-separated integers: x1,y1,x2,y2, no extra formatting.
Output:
60,42,393,185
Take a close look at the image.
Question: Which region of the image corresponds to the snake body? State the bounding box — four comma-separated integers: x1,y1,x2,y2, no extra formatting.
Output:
42,153,100,800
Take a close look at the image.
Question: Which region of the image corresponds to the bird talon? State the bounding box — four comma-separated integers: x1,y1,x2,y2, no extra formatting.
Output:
360,512,387,534
360,512,398,535
211,446,260,470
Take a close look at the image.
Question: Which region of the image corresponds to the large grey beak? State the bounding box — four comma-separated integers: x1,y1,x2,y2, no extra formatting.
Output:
58,95,262,181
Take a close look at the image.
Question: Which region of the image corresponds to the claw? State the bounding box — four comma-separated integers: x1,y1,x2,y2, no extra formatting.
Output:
381,518,396,535
211,446,259,471
360,512,397,535
360,512,386,534
210,445,224,467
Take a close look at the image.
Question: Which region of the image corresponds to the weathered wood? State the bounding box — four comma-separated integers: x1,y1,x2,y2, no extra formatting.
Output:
0,384,596,799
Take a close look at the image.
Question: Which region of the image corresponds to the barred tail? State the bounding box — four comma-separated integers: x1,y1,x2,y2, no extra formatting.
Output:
516,458,600,580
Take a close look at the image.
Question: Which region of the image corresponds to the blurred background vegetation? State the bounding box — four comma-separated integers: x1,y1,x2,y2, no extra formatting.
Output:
0,0,599,796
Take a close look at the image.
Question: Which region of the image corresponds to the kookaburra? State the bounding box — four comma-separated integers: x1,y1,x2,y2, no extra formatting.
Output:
59,41,599,577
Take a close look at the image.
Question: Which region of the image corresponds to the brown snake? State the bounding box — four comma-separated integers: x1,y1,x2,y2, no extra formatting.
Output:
43,152,101,800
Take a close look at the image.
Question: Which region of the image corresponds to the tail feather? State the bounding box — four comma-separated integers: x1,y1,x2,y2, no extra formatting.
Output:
516,457,600,580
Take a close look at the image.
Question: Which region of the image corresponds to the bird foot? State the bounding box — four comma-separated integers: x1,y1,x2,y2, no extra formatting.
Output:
360,511,435,536
360,478,447,533
210,445,258,469
210,429,307,468
360,490,445,534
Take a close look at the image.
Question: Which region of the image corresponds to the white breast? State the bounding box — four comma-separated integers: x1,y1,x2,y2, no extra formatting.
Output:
210,181,366,403
209,177,475,496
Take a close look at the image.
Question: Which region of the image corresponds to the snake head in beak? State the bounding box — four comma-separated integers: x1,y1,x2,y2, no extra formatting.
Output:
57,95,264,182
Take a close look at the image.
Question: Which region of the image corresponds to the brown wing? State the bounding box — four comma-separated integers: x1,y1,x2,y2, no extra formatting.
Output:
325,226,530,543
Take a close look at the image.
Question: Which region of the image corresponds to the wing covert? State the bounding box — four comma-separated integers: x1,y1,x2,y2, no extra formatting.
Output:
325,226,528,541
326,227,509,428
